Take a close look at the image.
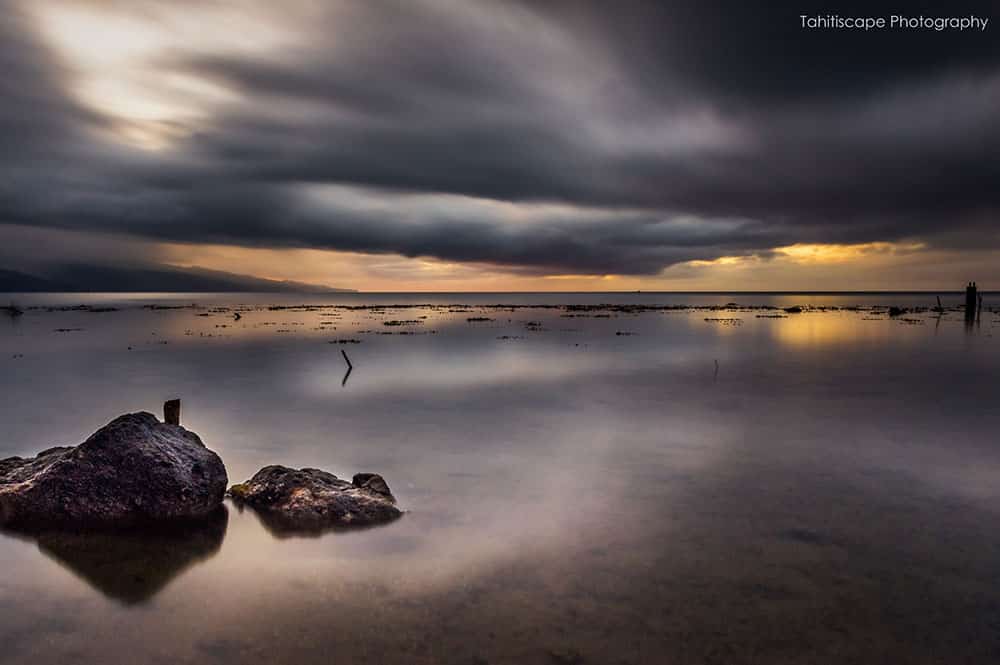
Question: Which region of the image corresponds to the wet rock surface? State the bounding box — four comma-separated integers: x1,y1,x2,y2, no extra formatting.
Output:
0,412,228,528
228,465,401,533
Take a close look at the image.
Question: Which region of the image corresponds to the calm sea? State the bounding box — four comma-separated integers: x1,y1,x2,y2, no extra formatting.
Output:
1,292,998,664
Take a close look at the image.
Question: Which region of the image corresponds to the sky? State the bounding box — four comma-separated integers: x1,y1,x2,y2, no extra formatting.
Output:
1,0,998,291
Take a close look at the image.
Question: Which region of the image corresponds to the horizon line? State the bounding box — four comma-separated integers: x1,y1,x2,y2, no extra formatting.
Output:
1,289,992,296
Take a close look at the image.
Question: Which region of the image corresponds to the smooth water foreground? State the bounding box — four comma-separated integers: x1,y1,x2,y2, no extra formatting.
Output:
1,292,998,665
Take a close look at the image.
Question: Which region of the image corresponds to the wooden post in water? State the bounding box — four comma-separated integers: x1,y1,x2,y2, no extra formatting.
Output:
164,399,181,426
965,282,978,321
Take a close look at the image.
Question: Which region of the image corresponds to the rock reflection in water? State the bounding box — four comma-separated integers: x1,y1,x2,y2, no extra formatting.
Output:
232,501,401,539
3,506,228,605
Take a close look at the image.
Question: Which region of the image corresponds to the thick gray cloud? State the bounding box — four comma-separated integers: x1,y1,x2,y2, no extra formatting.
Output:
1,0,998,279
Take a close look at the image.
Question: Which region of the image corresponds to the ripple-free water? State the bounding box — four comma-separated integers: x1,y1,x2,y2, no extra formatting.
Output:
1,292,998,664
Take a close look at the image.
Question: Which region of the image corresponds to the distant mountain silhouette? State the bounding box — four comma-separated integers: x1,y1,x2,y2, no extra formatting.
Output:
0,265,354,293
0,269,66,292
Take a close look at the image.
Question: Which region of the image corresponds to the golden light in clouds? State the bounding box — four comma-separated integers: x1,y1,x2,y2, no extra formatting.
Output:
687,255,747,268
774,241,925,263
148,239,975,292
672,241,945,291
155,242,523,292
157,241,643,292
689,241,926,269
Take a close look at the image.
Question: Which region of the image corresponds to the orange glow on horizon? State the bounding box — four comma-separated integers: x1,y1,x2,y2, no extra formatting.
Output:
145,238,1000,292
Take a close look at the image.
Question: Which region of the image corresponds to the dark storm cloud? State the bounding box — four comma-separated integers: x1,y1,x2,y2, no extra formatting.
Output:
1,0,998,278
524,0,1000,103
0,8,85,148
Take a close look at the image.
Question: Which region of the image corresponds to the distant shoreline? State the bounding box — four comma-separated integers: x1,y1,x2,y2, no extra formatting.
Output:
0,290,992,296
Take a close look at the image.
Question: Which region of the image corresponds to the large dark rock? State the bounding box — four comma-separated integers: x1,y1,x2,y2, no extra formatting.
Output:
228,465,401,534
0,412,228,528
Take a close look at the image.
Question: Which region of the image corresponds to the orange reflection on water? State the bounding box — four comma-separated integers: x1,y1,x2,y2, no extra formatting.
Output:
766,311,911,348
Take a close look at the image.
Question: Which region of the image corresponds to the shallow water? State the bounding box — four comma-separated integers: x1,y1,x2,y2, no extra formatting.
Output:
1,292,999,664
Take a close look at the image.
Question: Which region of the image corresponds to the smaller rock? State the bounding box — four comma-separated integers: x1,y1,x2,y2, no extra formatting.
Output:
228,466,401,533
352,472,395,502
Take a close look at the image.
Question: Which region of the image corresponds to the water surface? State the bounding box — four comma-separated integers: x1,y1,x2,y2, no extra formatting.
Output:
2,292,999,664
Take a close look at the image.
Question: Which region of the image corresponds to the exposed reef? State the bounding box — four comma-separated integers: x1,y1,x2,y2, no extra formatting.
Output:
228,465,401,534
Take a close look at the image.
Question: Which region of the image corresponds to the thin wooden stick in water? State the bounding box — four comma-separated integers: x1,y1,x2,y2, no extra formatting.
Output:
340,350,353,387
